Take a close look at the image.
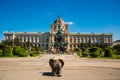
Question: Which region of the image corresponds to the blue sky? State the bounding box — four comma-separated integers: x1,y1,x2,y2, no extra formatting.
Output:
0,0,120,42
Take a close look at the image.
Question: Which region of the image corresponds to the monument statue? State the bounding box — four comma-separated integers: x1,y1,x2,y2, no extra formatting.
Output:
52,25,67,54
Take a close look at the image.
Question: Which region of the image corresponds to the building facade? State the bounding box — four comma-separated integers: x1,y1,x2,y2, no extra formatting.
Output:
113,40,120,46
4,16,113,51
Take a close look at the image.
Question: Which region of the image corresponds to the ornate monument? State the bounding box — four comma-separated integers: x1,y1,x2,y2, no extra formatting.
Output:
51,25,67,54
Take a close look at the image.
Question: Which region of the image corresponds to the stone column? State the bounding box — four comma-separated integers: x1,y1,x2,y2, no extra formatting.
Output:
22,36,24,42
29,36,31,42
94,36,96,43
33,36,35,43
26,36,28,42
67,35,70,51
37,36,39,43
91,36,93,43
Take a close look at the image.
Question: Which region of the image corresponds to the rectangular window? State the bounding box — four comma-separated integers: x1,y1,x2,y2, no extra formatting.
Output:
46,37,49,42
74,44,76,48
42,44,44,47
39,37,41,42
35,36,37,42
24,36,26,42
42,39,44,42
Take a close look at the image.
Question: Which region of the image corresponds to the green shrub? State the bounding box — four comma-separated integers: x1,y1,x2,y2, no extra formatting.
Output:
74,48,80,52
13,46,21,55
81,47,88,57
82,52,88,57
19,52,27,57
116,55,120,59
0,50,2,56
82,47,87,52
115,50,120,55
104,48,114,57
2,46,12,56
31,47,36,51
30,51,40,56
90,51,100,57
13,46,27,57
30,51,36,56
90,47,103,57
113,44,120,55
46,50,50,53
36,47,40,51
40,47,44,52
36,51,40,54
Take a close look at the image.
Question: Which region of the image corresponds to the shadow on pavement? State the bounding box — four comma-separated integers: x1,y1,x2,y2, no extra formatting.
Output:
42,72,52,76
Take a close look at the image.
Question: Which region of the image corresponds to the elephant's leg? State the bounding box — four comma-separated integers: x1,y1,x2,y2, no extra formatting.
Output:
55,66,62,76
54,67,58,76
51,68,55,76
59,69,62,76
57,65,62,76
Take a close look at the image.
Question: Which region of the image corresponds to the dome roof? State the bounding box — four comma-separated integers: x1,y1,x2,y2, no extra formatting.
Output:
54,16,64,24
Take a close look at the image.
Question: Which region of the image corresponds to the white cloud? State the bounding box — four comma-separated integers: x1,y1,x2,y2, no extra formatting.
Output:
65,22,74,25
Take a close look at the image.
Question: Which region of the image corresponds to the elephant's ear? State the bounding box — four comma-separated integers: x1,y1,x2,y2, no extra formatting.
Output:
49,59,54,67
59,59,64,67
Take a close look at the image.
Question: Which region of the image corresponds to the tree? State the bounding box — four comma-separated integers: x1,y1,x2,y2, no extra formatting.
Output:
103,43,109,48
13,46,21,55
0,43,4,50
13,46,27,57
29,47,40,56
0,50,2,56
1,40,14,48
104,48,115,57
113,44,120,55
95,43,100,47
74,48,81,56
88,39,92,49
90,47,103,57
2,46,12,56
14,37,20,46
26,41,30,49
80,43,86,49
1,40,9,46
81,47,88,57
74,48,81,52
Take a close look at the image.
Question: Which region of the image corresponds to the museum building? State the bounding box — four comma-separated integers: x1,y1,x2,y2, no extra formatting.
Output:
4,16,113,51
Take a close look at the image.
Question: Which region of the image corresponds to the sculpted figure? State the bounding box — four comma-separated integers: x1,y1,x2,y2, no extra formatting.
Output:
49,58,64,76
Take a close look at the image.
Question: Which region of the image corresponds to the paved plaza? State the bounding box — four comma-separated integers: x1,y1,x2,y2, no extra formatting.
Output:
0,54,120,80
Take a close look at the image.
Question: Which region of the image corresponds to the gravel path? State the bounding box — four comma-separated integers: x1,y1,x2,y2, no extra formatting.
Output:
0,54,120,80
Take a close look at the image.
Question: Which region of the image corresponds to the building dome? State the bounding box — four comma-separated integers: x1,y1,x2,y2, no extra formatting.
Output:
54,16,64,24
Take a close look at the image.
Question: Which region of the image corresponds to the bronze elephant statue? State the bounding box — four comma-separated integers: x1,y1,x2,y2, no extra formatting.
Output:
49,58,64,76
